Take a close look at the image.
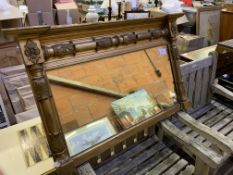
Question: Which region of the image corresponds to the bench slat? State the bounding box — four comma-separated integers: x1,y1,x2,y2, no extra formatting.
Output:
179,165,195,175
146,153,180,175
95,136,159,175
177,112,233,153
163,159,188,175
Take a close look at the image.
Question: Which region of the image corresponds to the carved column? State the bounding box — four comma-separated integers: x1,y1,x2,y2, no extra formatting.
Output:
167,15,190,110
20,39,73,173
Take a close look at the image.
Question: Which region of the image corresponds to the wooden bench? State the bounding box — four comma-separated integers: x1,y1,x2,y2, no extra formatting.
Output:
161,51,233,175
96,135,195,175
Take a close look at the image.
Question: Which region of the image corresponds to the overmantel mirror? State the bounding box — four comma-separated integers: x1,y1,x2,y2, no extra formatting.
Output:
4,14,189,175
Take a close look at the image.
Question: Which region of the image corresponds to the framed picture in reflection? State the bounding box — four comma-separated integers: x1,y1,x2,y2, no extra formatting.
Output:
112,89,161,129
65,117,116,156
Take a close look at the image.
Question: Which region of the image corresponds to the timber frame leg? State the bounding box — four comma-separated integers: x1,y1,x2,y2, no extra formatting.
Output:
195,158,214,175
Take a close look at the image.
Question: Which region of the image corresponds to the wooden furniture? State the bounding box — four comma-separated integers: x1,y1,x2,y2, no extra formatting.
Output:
180,45,216,62
0,65,38,125
220,9,233,41
176,33,205,54
162,51,233,175
0,65,25,124
0,42,23,68
216,39,233,76
4,15,230,175
196,6,221,46
96,135,195,175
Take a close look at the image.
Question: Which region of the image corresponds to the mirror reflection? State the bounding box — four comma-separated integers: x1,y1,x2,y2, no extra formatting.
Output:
46,45,176,156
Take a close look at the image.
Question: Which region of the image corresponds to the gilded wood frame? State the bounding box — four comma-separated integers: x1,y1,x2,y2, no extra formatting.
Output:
4,14,189,174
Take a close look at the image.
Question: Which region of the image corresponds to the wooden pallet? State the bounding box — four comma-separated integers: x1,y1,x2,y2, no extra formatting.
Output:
95,135,194,175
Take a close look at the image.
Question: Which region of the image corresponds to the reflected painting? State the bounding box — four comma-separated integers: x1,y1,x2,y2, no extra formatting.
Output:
65,117,116,156
112,89,161,129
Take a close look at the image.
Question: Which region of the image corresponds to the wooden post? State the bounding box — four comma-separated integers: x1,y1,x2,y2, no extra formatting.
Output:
167,14,191,110
19,39,76,175
194,158,211,175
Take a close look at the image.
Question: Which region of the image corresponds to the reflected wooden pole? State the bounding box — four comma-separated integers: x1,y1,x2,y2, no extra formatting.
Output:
48,75,127,98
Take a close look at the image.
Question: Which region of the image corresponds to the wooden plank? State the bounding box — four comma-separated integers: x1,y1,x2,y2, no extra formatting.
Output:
180,56,212,76
163,159,188,175
109,142,166,175
194,157,211,175
16,85,32,98
185,104,232,147
162,120,222,168
0,75,15,124
95,136,159,175
204,111,229,127
182,74,189,97
129,148,173,175
202,114,233,147
182,74,189,90
226,131,233,140
213,83,233,101
177,112,233,153
200,67,210,107
180,45,216,62
208,52,218,103
219,121,233,136
3,72,29,114
188,109,229,140
193,68,202,109
187,71,196,111
146,153,180,175
181,107,221,134
179,165,195,175
15,107,39,123
190,104,215,118
213,101,233,113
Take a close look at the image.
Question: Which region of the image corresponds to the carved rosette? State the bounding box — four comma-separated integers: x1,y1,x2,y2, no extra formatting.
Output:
24,39,41,64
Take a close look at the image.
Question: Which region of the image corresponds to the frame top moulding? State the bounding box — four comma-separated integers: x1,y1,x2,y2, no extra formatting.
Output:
2,13,183,43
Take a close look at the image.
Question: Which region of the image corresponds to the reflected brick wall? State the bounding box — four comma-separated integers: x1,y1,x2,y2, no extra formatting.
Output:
47,46,175,132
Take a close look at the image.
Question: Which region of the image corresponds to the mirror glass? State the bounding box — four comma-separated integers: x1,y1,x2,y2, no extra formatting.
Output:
46,45,176,156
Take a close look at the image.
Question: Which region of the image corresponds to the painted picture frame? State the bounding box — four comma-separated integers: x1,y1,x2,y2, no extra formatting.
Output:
124,11,150,20
196,7,221,46
65,117,117,157
111,89,161,129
